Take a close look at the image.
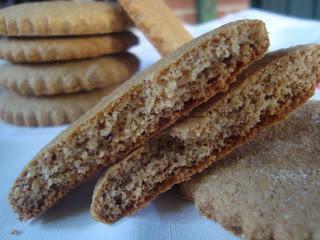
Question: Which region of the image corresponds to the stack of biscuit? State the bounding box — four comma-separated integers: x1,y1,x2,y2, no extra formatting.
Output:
7,0,320,239
0,1,139,127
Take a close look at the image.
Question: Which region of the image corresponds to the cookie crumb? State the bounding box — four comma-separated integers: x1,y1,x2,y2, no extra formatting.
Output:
11,229,22,235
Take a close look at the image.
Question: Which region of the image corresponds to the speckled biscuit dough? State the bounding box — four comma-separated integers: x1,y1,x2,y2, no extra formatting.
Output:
180,101,320,240
0,85,120,127
0,52,139,96
8,20,269,221
0,32,138,63
0,1,131,36
119,0,192,55
90,45,320,223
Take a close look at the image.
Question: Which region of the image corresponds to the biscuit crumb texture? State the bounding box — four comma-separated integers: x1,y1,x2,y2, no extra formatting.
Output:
181,101,320,240
0,32,138,63
0,1,131,36
9,20,268,221
90,45,320,223
0,52,139,96
11,229,21,235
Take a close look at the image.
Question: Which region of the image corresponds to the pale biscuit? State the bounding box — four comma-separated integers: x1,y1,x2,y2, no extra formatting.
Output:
119,0,192,55
180,101,320,240
8,20,269,221
0,32,138,63
89,45,320,223
0,85,120,127
0,1,131,36
0,53,139,96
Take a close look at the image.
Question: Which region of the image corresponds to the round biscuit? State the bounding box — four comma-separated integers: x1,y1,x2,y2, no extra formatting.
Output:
0,1,131,36
0,52,139,96
181,101,320,240
0,85,121,127
0,32,138,63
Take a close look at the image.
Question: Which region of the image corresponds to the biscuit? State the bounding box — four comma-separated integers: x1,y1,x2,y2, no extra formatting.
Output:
0,1,131,37
90,45,320,223
180,101,320,240
0,52,139,96
8,20,269,221
0,32,138,63
119,0,192,55
0,85,120,127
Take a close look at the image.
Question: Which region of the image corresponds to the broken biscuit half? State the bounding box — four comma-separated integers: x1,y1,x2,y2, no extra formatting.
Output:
91,44,320,223
9,20,269,221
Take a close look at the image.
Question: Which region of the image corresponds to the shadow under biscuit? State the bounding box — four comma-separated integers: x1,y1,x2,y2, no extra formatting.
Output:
32,173,101,228
153,187,198,224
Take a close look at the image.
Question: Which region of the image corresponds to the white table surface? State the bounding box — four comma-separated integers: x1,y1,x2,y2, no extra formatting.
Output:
1,9,320,240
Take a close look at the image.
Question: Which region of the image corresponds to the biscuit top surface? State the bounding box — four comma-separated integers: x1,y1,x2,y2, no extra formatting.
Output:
0,1,131,36
183,101,320,240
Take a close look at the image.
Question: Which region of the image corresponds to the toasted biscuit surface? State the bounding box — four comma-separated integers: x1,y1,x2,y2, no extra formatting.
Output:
8,20,269,221
0,1,131,36
0,32,138,63
0,53,139,96
119,0,192,55
180,101,320,240
0,85,120,127
90,45,320,223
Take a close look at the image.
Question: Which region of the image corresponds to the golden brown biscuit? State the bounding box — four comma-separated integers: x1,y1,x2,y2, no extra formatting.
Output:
0,1,131,36
0,85,120,127
119,0,192,55
0,53,139,96
0,32,138,63
90,45,320,223
180,101,320,240
8,20,269,221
